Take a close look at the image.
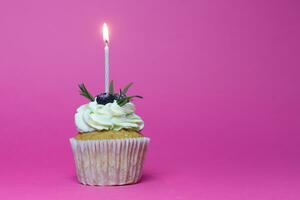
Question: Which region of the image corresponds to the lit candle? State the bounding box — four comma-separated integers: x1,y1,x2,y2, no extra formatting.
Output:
102,23,110,93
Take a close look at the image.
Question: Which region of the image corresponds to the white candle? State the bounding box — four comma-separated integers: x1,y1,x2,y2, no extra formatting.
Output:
102,23,110,93
104,43,109,93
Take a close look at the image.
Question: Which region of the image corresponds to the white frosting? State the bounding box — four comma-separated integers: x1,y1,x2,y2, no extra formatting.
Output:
75,100,144,132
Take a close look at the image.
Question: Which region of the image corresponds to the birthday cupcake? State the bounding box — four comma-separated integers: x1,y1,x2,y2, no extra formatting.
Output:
70,81,150,186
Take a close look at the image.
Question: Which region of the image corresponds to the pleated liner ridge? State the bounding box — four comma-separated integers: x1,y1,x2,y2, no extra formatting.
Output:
70,137,150,186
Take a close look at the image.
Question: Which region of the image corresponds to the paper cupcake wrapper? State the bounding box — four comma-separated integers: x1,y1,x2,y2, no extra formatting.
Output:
70,137,150,186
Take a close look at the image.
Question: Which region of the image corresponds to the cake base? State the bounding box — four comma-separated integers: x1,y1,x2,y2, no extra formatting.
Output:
70,137,150,186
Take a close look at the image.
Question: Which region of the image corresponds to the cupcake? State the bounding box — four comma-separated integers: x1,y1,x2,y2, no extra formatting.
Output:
70,82,150,186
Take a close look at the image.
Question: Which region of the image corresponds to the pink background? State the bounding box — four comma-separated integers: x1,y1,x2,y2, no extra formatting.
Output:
0,0,300,199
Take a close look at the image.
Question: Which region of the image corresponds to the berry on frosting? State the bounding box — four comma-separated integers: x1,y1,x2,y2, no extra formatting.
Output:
96,93,116,105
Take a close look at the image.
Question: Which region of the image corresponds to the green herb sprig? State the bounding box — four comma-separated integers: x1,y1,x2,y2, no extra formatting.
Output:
79,83,94,101
78,81,142,106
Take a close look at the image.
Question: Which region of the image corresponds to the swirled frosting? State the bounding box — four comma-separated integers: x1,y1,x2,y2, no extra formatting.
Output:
75,100,144,132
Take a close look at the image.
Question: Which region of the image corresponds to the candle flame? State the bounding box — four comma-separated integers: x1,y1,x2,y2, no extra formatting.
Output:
102,23,109,43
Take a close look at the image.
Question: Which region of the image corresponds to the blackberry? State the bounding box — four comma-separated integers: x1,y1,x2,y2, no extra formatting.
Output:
96,93,117,105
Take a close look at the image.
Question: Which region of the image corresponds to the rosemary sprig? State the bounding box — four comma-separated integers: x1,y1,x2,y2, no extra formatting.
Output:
122,82,133,94
109,80,114,95
117,95,143,106
79,83,94,101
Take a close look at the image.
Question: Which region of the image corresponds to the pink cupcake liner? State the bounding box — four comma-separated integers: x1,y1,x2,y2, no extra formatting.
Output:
70,137,150,186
